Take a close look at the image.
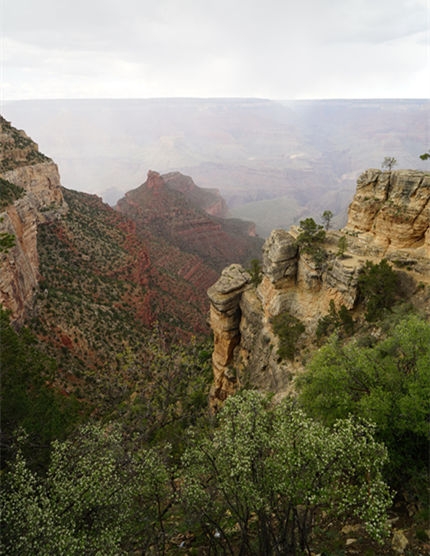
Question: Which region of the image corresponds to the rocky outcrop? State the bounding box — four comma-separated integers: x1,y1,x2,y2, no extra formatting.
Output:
207,265,251,406
0,118,66,324
208,235,362,409
346,169,429,255
208,169,430,409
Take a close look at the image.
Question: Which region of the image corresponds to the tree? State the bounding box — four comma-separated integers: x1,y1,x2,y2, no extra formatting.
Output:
271,311,306,360
419,150,429,160
357,259,399,321
381,156,397,171
1,423,175,555
180,391,391,555
316,300,354,342
321,209,333,230
336,235,348,258
298,314,430,488
296,217,326,265
247,258,262,286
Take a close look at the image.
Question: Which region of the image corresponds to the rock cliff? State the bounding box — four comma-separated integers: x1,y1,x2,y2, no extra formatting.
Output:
208,169,430,409
0,117,66,324
345,169,429,256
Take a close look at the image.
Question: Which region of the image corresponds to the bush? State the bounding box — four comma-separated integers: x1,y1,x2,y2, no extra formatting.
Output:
298,314,430,489
272,311,305,360
358,259,399,321
0,178,25,209
180,391,391,554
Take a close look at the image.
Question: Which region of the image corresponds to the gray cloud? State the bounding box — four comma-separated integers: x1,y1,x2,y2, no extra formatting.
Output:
2,0,429,99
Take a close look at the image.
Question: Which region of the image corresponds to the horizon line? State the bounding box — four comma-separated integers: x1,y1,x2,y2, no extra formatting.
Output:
2,96,429,103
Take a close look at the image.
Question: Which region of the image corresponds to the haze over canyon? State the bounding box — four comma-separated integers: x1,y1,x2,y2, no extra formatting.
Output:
2,98,428,236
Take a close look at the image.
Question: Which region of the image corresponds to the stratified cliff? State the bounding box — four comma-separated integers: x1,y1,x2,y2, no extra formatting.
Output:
0,117,66,324
345,169,429,255
208,169,430,409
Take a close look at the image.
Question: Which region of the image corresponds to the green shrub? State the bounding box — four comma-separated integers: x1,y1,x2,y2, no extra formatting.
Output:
0,178,25,209
272,311,305,360
358,259,399,321
299,314,430,489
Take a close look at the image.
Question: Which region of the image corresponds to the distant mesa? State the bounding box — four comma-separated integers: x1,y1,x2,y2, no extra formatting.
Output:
116,170,263,274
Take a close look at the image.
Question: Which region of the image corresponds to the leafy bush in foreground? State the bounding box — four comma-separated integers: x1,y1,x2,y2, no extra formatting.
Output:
299,314,430,488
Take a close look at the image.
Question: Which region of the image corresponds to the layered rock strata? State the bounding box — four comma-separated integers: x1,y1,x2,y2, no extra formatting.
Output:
208,169,430,409
207,231,362,409
0,118,66,324
346,169,429,255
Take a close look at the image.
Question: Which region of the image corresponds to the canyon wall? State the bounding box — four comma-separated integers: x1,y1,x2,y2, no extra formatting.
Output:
0,117,66,324
346,169,429,256
208,169,430,409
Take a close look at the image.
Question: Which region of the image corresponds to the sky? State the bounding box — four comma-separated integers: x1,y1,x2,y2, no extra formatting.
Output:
1,0,429,100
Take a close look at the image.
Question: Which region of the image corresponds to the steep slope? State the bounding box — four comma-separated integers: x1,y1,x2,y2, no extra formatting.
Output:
31,186,219,402
207,169,430,409
162,171,228,217
1,118,265,408
116,170,263,273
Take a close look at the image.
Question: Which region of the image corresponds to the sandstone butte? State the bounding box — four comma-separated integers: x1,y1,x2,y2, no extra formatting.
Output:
208,168,430,410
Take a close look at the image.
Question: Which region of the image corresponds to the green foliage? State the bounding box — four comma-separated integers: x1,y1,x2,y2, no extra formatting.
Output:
272,311,305,360
297,217,326,250
316,300,354,342
299,314,430,487
358,259,399,321
0,423,174,555
0,308,83,469
296,217,327,265
321,209,333,230
247,258,262,286
0,178,25,209
336,234,348,258
419,150,430,160
0,231,16,253
111,333,213,456
381,156,397,171
180,391,391,554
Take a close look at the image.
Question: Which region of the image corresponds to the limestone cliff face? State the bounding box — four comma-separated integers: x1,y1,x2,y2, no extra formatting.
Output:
208,169,430,409
0,117,66,324
207,232,361,409
346,169,429,255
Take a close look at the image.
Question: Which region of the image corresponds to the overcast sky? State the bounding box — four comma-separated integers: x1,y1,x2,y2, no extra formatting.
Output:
1,0,429,100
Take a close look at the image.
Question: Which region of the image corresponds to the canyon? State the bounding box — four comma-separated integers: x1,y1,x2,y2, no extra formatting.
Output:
1,114,429,411
2,98,428,236
0,117,261,343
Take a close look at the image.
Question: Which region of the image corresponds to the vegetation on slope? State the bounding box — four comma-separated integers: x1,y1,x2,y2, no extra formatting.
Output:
0,308,83,469
299,313,430,488
0,177,25,209
31,187,212,399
